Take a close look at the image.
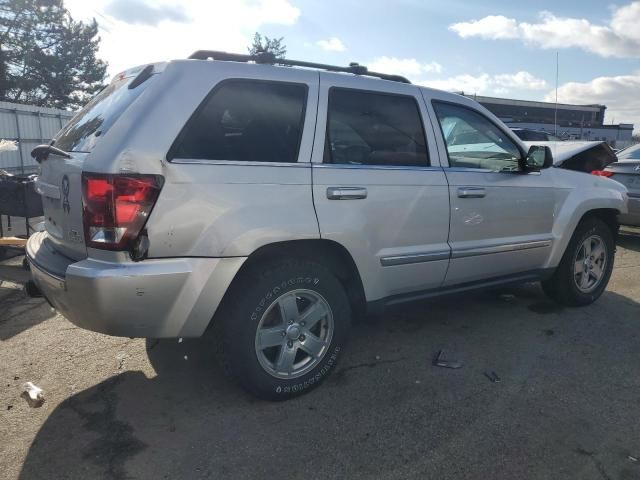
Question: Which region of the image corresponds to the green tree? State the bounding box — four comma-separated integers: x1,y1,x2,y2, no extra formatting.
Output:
0,0,107,110
248,32,287,59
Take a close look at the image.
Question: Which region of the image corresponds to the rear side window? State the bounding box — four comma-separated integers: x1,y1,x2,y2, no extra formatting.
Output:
325,88,428,167
55,73,156,153
171,80,307,163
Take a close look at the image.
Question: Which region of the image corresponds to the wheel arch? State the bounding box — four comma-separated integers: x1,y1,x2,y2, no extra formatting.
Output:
211,239,367,330
547,205,621,269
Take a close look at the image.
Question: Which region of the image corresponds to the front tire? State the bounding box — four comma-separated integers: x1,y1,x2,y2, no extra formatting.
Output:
542,217,615,306
216,258,351,400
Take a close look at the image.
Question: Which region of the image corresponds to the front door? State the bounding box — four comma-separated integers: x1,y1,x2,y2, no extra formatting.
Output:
426,97,558,285
311,74,451,302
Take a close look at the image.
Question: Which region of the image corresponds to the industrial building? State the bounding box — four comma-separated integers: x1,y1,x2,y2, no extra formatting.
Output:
466,95,634,148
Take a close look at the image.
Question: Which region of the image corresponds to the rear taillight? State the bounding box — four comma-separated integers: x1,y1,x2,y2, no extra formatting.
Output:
82,173,163,251
591,170,614,177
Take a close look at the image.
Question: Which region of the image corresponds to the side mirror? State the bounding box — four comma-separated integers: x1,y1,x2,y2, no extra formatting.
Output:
524,145,553,171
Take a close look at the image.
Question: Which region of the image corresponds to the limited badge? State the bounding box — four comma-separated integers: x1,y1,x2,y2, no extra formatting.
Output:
61,175,70,214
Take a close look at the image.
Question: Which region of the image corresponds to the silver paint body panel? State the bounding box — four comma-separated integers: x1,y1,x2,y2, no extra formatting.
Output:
27,59,628,338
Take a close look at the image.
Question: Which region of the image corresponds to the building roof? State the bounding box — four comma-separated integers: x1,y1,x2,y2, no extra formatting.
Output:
463,94,605,113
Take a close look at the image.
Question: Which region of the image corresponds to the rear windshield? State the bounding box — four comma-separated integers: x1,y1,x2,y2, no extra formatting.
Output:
618,143,640,160
54,73,155,152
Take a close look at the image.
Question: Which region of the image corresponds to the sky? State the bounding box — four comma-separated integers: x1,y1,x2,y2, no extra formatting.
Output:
65,0,640,128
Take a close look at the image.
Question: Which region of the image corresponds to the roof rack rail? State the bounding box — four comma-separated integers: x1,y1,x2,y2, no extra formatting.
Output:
187,50,411,84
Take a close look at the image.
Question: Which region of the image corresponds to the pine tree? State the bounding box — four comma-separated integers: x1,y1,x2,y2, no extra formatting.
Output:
0,0,107,110
248,32,287,59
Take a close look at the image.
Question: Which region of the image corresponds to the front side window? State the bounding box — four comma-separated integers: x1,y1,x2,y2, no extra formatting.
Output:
171,80,307,163
433,102,522,172
325,88,428,167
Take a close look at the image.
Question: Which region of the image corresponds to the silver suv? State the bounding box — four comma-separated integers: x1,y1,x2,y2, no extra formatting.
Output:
26,51,628,399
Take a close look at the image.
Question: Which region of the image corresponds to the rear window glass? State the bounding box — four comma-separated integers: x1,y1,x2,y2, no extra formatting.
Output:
325,88,428,166
170,80,307,163
55,73,155,152
619,143,640,160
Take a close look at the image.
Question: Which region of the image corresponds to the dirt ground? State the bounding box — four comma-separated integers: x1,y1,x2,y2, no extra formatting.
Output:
1,228,640,480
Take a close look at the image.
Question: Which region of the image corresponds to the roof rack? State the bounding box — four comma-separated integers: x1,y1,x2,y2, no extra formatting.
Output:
188,50,411,84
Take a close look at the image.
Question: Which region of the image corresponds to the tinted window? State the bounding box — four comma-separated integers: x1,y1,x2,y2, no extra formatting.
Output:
55,73,156,152
433,102,522,172
325,88,428,166
172,80,307,163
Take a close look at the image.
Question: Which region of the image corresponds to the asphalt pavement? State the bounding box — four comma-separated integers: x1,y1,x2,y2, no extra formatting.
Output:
1,228,640,480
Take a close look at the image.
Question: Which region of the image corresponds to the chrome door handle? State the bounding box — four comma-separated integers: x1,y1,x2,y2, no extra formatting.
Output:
326,187,368,200
457,187,486,198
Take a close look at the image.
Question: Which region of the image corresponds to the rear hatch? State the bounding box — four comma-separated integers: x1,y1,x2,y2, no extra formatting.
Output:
35,65,158,261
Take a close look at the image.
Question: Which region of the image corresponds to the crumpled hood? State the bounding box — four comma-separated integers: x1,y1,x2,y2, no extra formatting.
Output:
523,141,617,166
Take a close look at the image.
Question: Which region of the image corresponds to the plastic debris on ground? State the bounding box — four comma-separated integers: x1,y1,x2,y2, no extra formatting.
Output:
433,350,463,369
21,382,45,408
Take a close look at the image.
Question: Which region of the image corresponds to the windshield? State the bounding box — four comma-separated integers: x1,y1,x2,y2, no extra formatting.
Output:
618,143,640,160
54,73,155,152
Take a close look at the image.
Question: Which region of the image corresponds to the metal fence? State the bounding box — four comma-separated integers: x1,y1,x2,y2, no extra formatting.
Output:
0,101,74,174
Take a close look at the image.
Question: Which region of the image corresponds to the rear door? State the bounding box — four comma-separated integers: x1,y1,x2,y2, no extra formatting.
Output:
311,74,450,302
35,66,158,260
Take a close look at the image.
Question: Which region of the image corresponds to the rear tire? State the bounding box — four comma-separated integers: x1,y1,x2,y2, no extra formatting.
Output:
542,217,615,306
215,258,351,400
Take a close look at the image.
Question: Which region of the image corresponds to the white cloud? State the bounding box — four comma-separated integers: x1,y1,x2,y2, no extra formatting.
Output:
419,71,547,95
494,71,547,90
317,37,345,52
544,74,640,128
64,0,301,77
368,57,443,77
423,61,443,74
450,15,519,39
419,74,492,94
449,2,640,58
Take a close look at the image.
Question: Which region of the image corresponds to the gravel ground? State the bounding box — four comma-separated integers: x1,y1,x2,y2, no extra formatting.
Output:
1,228,639,480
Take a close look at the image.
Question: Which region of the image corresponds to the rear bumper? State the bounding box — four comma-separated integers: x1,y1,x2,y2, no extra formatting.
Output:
26,231,246,338
619,196,640,227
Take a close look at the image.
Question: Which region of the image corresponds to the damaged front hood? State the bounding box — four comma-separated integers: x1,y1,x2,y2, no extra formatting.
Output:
523,141,617,167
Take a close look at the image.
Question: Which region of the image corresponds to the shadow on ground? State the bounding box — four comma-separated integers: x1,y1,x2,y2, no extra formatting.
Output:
618,227,640,253
18,284,640,480
0,252,54,340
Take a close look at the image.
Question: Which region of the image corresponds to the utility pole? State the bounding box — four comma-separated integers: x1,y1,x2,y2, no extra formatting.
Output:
554,52,559,137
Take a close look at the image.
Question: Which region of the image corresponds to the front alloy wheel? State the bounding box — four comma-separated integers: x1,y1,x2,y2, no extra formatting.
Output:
573,235,607,293
541,216,615,306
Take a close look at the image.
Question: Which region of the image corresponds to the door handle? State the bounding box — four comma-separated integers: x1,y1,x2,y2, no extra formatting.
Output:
326,187,368,200
457,187,486,198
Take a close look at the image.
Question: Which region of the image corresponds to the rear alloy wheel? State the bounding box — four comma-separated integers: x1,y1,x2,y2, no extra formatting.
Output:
254,289,334,379
542,217,615,306
216,259,351,400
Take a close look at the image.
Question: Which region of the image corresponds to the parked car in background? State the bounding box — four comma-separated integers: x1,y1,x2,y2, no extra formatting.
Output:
522,140,617,173
26,52,628,400
603,143,640,226
512,128,560,142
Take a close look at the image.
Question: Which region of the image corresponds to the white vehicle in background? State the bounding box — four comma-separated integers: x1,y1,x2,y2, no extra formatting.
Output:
604,144,640,226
